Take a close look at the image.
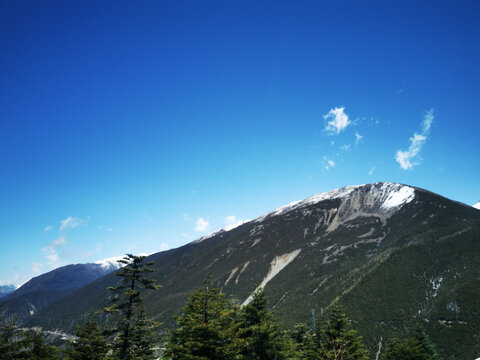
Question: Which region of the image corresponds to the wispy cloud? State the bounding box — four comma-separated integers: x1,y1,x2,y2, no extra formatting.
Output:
355,132,364,145
395,109,434,170
368,166,375,175
98,225,113,232
32,262,43,275
195,217,210,232
324,107,350,134
159,243,169,251
42,237,68,268
322,156,336,170
51,237,67,246
59,216,85,231
44,225,53,232
224,215,249,231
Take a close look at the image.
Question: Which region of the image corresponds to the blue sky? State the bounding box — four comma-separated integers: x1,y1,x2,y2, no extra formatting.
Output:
1,0,479,286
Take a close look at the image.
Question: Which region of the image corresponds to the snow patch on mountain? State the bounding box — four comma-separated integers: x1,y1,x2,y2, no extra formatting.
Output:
380,183,415,210
255,182,415,223
473,201,480,210
242,249,301,306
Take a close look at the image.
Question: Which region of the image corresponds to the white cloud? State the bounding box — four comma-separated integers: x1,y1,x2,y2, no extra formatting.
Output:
42,246,60,267
51,237,67,246
195,217,210,232
41,237,68,268
322,156,336,170
98,225,113,232
355,132,364,145
223,215,249,231
32,262,43,275
44,225,53,232
59,216,85,231
395,109,434,170
368,166,375,175
324,107,350,134
159,243,170,251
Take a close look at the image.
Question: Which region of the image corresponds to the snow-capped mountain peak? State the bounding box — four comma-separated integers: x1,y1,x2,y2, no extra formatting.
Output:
256,182,415,222
473,201,480,210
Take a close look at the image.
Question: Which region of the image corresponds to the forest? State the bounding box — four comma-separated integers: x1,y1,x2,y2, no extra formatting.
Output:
1,255,441,360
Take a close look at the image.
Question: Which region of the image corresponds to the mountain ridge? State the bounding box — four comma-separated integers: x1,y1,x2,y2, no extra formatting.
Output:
15,182,480,359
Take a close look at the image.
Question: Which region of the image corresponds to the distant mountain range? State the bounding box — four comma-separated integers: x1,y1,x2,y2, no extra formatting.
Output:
0,285,15,299
1,259,121,319
7,182,480,359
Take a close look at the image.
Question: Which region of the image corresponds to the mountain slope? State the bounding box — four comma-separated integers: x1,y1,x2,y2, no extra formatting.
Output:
2,261,120,319
24,183,480,359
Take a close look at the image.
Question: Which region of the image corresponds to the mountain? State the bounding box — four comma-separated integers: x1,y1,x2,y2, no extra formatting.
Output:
0,285,15,299
23,183,480,359
473,201,480,210
2,260,121,319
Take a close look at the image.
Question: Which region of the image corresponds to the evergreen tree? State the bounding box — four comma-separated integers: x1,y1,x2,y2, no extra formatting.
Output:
105,254,160,360
383,328,439,360
164,277,237,360
290,324,317,360
23,330,59,360
236,288,288,360
0,312,29,360
64,318,108,360
316,303,369,360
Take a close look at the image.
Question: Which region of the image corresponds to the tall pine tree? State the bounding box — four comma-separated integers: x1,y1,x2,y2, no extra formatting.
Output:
236,287,288,360
64,318,108,360
383,328,439,360
316,303,369,360
0,311,29,360
164,277,237,360
105,254,160,360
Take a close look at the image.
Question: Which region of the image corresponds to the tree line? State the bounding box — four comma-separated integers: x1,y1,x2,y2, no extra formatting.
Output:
1,254,440,359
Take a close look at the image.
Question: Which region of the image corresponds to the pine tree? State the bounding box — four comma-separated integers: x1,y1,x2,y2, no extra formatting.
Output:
105,254,160,360
64,318,108,360
164,277,237,360
316,303,369,360
23,330,59,360
382,328,439,360
0,312,29,360
290,324,317,360
236,288,288,360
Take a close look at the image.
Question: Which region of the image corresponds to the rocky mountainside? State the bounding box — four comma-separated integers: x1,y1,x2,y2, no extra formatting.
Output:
22,182,480,359
2,260,120,319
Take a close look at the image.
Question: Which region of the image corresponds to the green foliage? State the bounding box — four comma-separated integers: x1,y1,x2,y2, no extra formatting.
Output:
1,309,59,360
317,303,369,360
0,312,29,359
22,330,59,360
290,303,369,360
289,324,318,360
105,254,160,360
383,328,440,360
236,288,288,360
65,318,108,360
164,277,237,360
